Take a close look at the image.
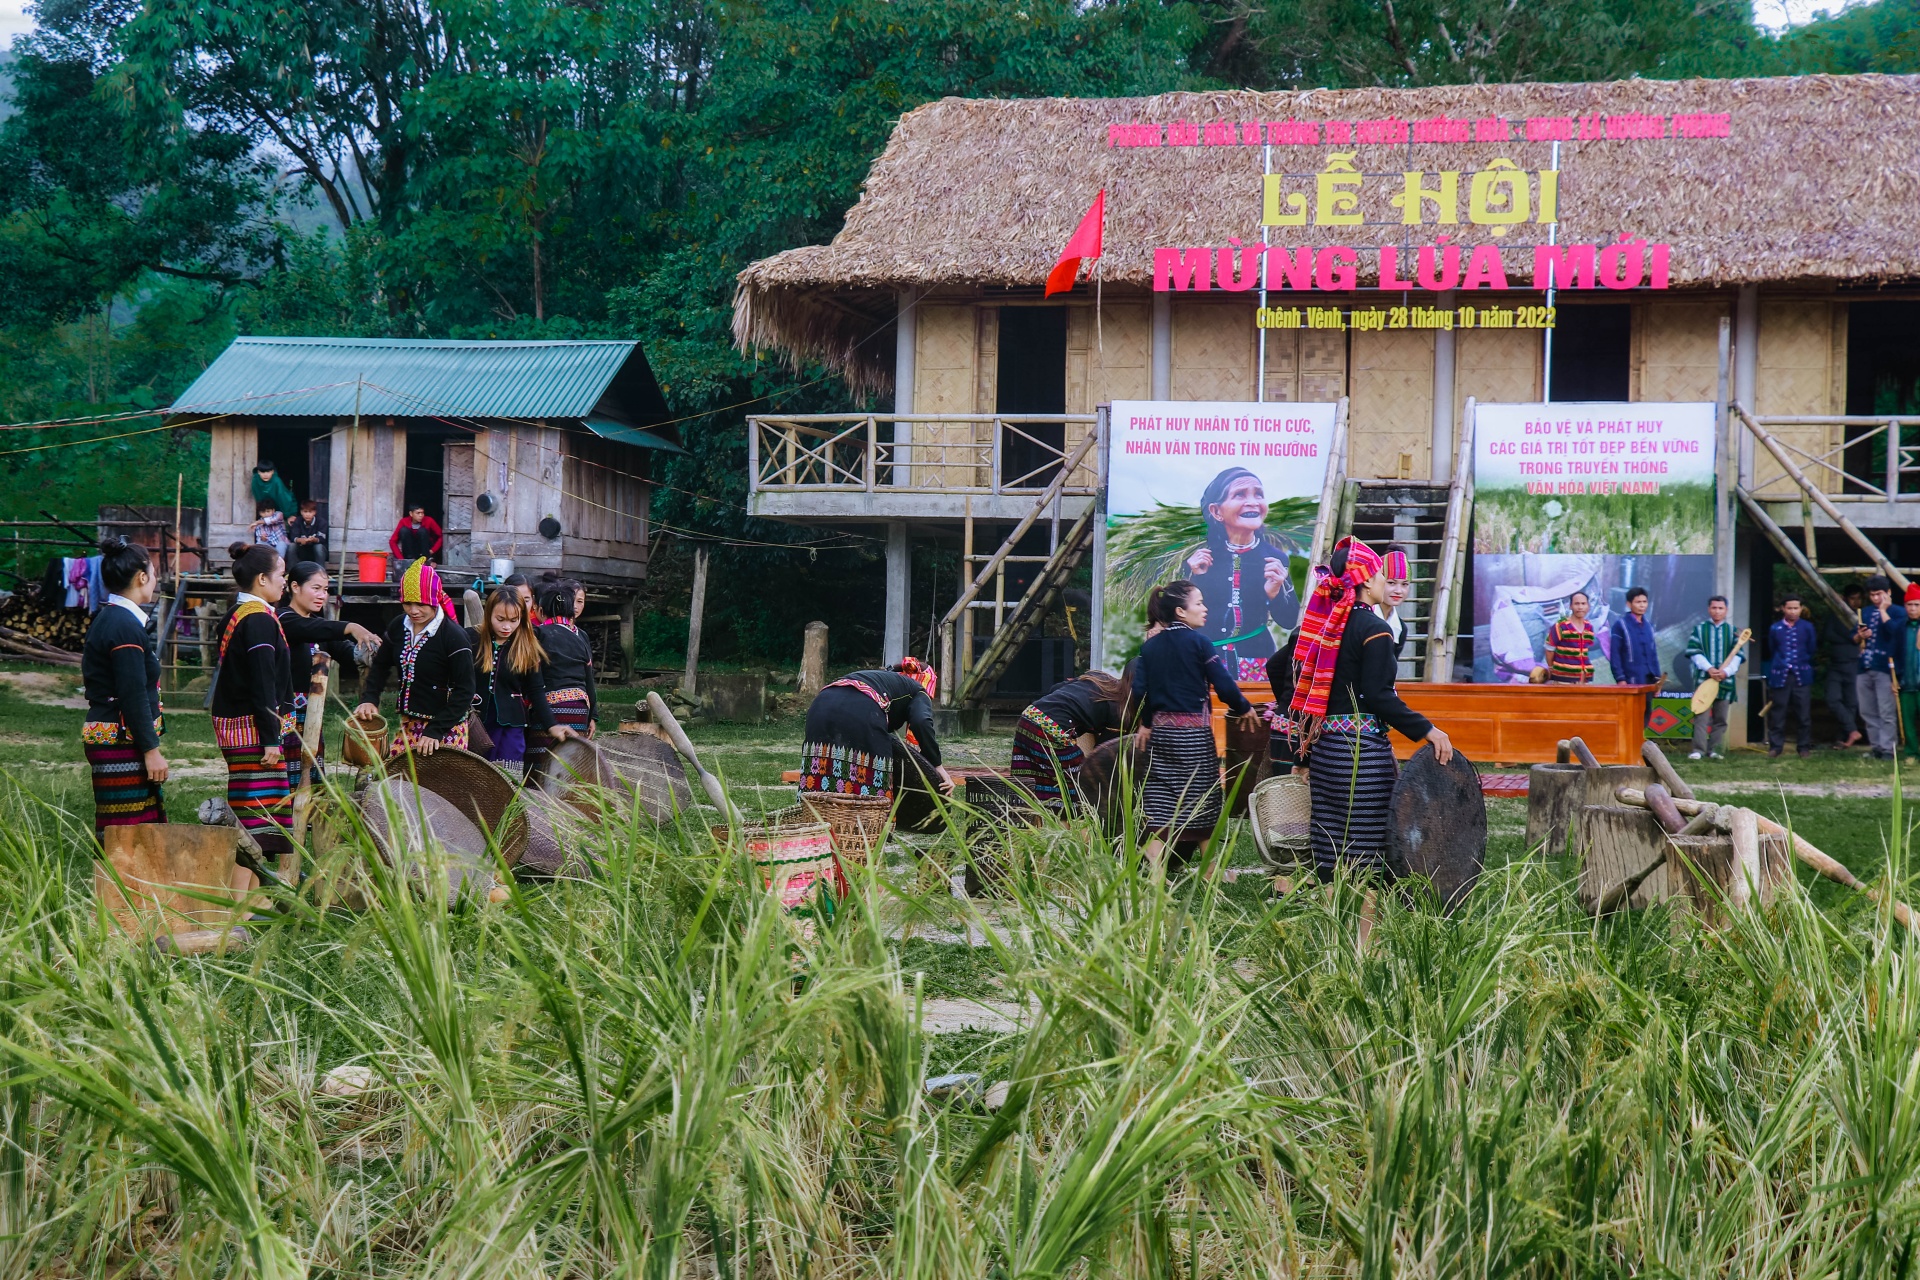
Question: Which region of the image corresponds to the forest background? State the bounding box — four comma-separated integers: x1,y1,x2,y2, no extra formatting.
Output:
1,0,1915,665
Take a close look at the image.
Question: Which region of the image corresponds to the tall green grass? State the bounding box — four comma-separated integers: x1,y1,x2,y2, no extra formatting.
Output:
1,771,1918,1277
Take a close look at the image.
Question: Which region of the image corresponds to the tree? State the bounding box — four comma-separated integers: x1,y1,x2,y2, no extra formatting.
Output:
1777,0,1920,72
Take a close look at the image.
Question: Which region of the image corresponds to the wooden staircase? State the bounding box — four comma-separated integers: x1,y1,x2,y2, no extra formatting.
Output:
1346,483,1450,681
954,505,1095,707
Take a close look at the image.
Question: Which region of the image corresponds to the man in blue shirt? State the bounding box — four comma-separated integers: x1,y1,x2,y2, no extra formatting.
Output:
1856,575,1903,760
1766,595,1818,758
1898,585,1920,760
1608,585,1663,722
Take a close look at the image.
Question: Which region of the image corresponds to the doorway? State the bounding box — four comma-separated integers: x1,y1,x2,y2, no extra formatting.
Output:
1549,305,1632,401
1845,302,1920,495
996,307,1068,488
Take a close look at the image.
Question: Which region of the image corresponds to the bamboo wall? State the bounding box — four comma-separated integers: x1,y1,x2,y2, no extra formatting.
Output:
1350,330,1436,480
1455,329,1541,429
897,292,1870,494
1754,300,1847,497
911,302,985,489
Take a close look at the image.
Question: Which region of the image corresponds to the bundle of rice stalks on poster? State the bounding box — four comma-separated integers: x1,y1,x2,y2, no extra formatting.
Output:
1107,496,1316,608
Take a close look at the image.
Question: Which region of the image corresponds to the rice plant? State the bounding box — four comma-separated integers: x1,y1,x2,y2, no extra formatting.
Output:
3,767,1920,1277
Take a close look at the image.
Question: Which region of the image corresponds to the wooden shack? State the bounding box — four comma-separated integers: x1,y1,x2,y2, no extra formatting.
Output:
169,337,679,589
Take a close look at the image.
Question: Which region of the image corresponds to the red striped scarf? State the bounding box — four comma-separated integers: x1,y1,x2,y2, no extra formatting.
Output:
1288,536,1384,745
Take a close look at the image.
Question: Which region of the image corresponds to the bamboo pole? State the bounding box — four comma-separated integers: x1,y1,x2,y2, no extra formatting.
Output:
681,542,710,698
1734,403,1908,592
1735,486,1856,625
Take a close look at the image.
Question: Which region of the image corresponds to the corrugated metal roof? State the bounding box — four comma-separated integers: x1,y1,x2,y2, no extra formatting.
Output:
584,417,686,453
168,337,649,422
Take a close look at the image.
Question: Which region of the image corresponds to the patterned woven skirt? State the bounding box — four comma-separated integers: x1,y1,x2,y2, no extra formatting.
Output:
800,684,897,798
1307,720,1399,882
1141,712,1222,838
389,714,471,756
82,724,164,834
215,714,294,869
1009,711,1086,805
525,692,592,779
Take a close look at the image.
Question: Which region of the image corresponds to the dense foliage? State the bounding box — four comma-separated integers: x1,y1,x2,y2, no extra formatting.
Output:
1,0,1914,656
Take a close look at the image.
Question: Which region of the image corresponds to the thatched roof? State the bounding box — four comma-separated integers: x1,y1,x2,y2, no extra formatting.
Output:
734,74,1920,389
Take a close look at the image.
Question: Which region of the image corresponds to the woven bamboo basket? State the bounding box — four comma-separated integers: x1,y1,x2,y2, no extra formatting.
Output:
797,792,893,871
342,710,388,768
1248,774,1312,868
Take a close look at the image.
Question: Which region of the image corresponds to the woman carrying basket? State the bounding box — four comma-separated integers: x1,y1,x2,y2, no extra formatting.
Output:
1133,579,1257,865
210,542,296,884
1289,538,1452,892
80,537,168,835
354,558,475,757
799,657,954,802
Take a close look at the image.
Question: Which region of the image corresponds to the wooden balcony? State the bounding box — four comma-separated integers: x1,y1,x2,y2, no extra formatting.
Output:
747,413,1101,525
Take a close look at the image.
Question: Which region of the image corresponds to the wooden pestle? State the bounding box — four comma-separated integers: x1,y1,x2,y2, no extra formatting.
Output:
1567,737,1601,769
1617,787,1916,930
1641,740,1695,800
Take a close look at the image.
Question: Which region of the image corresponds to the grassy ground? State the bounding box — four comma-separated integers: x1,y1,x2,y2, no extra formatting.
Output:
11,660,1920,1275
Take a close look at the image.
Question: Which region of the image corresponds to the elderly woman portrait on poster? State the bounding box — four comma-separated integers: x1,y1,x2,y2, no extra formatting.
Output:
1184,466,1301,681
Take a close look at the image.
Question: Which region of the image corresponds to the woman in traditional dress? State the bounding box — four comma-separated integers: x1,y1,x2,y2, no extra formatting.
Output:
470,586,574,776
1288,538,1452,889
354,558,475,757
81,537,168,835
525,577,595,779
1378,546,1410,658
1008,671,1123,806
210,542,295,883
279,561,379,788
1183,466,1300,682
1134,579,1256,864
799,657,954,801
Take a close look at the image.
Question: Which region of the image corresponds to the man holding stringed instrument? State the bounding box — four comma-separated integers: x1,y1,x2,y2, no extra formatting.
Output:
1765,596,1819,759
1686,596,1745,760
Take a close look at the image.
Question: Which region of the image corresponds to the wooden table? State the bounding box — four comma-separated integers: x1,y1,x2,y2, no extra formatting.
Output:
1215,682,1657,765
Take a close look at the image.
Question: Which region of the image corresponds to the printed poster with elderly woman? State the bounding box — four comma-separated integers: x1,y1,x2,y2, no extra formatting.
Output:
1104,400,1337,674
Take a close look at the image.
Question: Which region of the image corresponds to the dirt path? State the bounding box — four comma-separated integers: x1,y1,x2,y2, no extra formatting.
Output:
0,671,86,709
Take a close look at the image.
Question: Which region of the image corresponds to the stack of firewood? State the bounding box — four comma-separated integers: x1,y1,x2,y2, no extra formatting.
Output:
0,584,84,665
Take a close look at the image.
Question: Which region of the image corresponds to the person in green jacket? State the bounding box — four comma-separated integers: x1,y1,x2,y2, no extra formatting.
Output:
251,460,296,522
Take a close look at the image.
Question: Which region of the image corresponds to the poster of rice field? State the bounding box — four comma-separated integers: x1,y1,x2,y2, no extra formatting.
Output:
1104,400,1336,678
1471,402,1718,685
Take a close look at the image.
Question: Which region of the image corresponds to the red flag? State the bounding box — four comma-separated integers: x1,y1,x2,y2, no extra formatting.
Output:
1044,190,1105,297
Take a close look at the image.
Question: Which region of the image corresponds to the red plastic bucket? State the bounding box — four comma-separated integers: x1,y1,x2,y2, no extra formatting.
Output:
356,551,389,584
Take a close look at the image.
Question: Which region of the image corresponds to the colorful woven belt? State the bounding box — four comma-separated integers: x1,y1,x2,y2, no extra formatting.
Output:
1021,705,1075,746
1318,713,1383,736
1152,711,1213,729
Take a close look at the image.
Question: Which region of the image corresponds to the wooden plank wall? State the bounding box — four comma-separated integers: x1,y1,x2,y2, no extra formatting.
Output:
560,436,651,583
205,421,258,552
323,420,407,564
442,441,475,572
468,423,567,576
